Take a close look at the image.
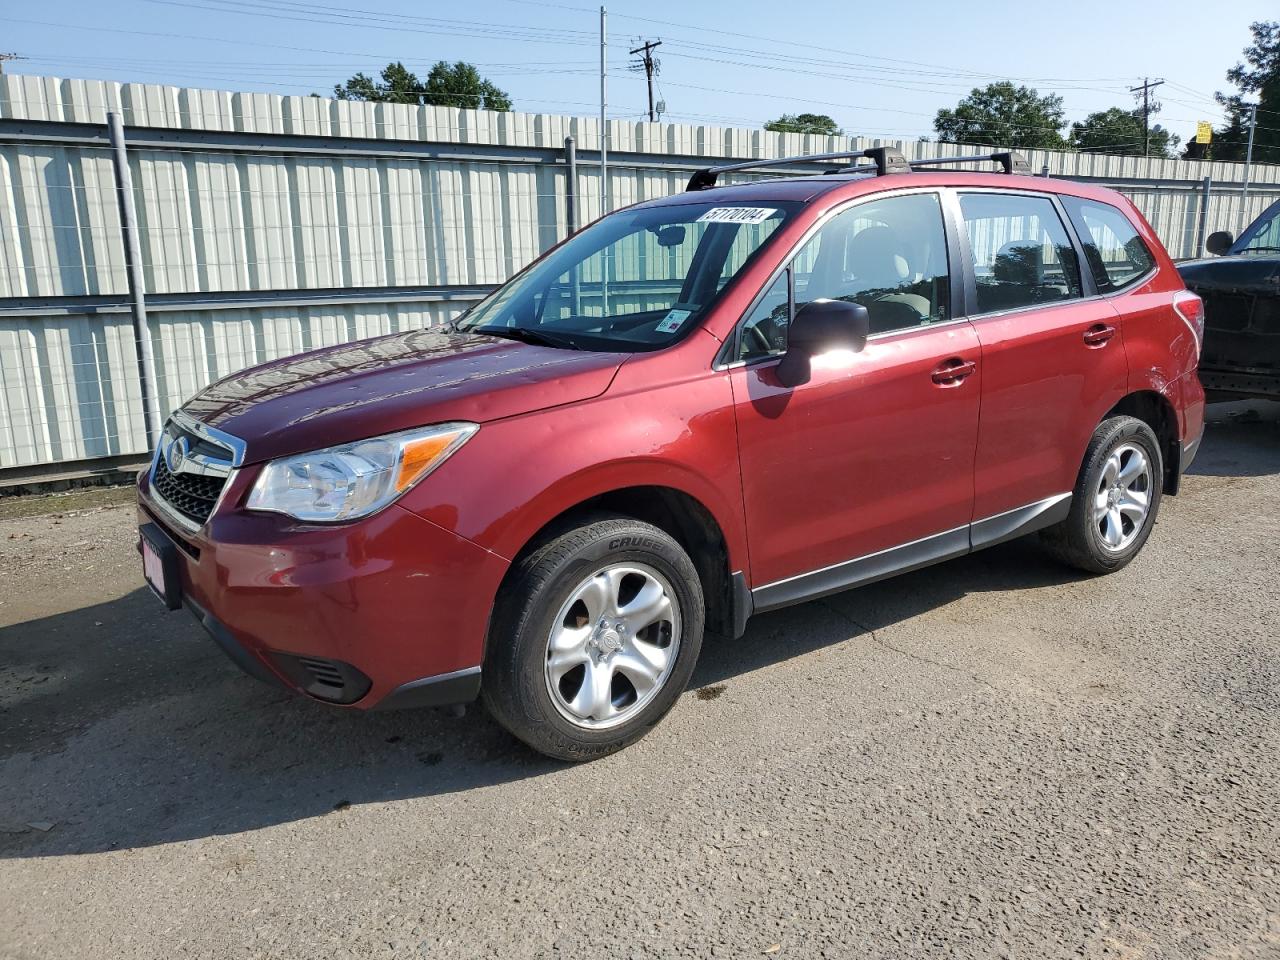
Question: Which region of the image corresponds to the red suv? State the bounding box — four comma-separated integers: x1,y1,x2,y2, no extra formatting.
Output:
137,147,1205,760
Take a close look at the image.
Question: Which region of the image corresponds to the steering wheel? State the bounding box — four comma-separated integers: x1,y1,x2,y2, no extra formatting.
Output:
745,323,773,356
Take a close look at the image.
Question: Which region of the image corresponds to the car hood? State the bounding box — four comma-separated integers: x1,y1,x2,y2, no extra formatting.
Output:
180,329,627,463
1177,255,1280,292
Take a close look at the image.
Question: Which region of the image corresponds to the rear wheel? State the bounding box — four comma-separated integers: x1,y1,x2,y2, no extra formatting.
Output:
481,514,704,761
1042,415,1164,574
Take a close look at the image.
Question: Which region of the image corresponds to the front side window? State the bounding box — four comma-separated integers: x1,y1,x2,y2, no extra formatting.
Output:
1237,204,1280,256
959,193,1083,314
738,192,951,360
454,201,796,351
1062,196,1155,291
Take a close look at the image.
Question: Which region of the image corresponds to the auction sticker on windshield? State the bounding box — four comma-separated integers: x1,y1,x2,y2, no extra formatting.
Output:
696,207,777,225
655,309,692,333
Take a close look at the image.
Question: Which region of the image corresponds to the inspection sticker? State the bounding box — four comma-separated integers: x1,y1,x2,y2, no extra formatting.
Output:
656,309,692,333
696,206,777,225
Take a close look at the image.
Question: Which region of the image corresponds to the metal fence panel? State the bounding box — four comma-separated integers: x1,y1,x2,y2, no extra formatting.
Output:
1,73,1279,478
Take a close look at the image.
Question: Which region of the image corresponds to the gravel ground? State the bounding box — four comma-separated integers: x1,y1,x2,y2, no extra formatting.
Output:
1,402,1278,959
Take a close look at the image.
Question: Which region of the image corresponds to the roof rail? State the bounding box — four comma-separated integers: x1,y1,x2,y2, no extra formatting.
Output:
909,151,1032,174
685,146,911,191
685,147,1034,191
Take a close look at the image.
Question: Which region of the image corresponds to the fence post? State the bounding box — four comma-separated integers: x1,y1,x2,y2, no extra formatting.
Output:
564,136,578,235
107,112,160,451
1196,176,1212,257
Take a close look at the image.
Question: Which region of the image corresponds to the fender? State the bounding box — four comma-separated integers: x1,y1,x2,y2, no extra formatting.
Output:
399,361,750,575
482,455,748,569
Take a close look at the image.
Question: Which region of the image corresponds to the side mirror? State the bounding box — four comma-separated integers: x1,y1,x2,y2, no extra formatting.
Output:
775,298,870,388
1206,231,1235,256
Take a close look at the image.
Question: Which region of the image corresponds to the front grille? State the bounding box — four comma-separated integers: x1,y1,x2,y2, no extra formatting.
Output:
152,457,227,525
150,414,241,528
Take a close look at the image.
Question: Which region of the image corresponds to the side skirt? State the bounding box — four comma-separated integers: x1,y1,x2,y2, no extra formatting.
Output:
969,493,1072,551
750,493,1072,615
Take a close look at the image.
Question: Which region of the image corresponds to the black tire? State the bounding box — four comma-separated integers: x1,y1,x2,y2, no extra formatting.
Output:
481,513,704,761
1041,415,1164,574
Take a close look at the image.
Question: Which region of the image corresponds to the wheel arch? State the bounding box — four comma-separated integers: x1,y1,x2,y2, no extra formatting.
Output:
1103,390,1180,494
495,483,748,642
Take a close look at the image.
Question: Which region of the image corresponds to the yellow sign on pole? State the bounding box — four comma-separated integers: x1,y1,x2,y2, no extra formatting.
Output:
1196,121,1213,144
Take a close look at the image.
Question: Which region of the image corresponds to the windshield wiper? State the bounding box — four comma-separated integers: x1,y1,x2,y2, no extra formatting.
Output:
473,325,582,350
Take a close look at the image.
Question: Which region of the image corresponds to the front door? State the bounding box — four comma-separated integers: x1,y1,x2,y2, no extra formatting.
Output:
728,191,982,606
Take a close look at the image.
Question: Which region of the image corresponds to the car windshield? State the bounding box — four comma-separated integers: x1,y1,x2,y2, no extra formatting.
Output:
1237,205,1280,255
454,200,799,351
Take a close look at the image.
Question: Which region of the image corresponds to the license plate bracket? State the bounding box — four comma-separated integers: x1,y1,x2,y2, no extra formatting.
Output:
140,522,182,610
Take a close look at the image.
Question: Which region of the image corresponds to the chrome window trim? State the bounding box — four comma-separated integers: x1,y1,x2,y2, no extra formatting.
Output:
716,313,975,371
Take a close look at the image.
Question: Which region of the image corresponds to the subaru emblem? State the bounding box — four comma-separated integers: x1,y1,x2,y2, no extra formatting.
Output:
165,435,190,474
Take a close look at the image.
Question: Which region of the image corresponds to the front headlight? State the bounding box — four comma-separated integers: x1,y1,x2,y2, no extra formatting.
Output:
246,422,477,523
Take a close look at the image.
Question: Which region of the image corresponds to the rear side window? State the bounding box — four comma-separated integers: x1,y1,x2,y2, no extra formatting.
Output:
958,193,1082,315
1062,197,1155,292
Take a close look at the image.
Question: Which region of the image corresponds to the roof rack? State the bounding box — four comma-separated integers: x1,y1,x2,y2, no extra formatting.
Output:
910,151,1032,175
685,147,1031,191
686,146,911,190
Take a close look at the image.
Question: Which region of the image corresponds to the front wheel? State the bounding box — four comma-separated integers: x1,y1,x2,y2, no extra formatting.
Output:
481,514,704,761
1042,415,1164,574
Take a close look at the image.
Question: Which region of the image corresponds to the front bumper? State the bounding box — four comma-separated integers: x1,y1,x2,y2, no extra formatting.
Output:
137,467,508,710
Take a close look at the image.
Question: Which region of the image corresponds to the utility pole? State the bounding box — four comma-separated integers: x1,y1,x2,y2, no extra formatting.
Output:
599,5,608,215
1129,77,1165,157
629,39,662,122
1240,101,1258,232
107,113,161,449
0,53,24,75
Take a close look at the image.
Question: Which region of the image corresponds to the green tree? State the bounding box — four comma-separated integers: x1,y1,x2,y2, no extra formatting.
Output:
333,62,423,104
1199,21,1280,163
934,81,1067,150
764,113,843,136
1071,106,1179,157
423,61,512,111
332,60,512,111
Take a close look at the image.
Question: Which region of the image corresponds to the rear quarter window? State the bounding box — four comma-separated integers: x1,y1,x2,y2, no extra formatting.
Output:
1062,197,1155,292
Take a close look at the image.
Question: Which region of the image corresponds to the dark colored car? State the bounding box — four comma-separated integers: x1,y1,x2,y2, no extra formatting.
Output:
137,148,1205,760
1177,199,1280,401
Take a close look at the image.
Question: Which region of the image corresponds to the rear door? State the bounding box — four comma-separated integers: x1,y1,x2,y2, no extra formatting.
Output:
956,190,1130,535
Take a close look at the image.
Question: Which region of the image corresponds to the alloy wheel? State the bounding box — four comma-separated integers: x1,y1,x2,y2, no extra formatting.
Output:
1093,442,1154,552
544,563,682,730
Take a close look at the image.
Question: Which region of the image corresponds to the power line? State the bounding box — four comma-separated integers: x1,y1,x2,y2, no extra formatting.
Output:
138,0,593,44
11,6,1276,148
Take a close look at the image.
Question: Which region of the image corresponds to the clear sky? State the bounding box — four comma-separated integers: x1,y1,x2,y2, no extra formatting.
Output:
2,0,1274,147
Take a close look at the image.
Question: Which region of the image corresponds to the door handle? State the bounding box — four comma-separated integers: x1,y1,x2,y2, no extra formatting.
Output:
931,358,977,385
1083,323,1116,347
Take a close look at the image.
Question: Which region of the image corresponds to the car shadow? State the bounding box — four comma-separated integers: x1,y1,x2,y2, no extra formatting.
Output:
1188,400,1280,478
1,401,1272,858
0,535,1082,859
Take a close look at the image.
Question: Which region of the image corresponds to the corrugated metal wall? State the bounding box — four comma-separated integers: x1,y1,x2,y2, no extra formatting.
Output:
2,73,1278,477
